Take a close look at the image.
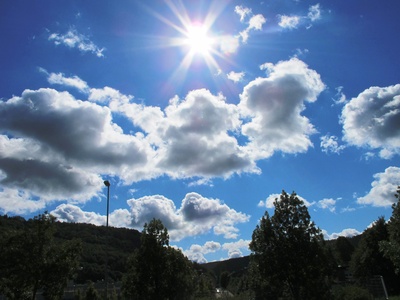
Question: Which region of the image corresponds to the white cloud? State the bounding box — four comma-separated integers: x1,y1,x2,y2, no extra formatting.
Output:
183,241,221,263
47,71,89,92
234,6,252,22
222,239,250,259
317,198,336,212
49,28,105,57
278,4,322,30
278,15,300,29
219,35,240,54
357,166,400,207
51,192,250,243
0,187,45,215
240,58,325,159
308,4,322,22
51,203,106,225
126,192,250,241
341,84,400,158
154,89,257,178
320,135,345,154
258,192,314,209
0,88,154,204
0,60,326,215
239,14,266,43
227,71,245,83
248,14,266,31
323,228,361,240
232,6,266,45
333,86,347,104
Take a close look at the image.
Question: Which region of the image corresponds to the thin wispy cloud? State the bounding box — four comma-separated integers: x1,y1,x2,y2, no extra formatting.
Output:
49,28,105,57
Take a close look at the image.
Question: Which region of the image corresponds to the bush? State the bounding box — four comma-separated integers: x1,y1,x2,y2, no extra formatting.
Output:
332,285,373,300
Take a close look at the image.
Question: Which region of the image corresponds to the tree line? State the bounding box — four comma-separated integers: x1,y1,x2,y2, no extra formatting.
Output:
1,187,400,299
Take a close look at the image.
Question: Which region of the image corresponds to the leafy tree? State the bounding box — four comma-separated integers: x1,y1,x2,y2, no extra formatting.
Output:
0,212,81,300
335,236,355,265
380,186,400,274
220,271,230,290
122,218,195,300
84,281,101,300
351,217,400,294
249,190,332,300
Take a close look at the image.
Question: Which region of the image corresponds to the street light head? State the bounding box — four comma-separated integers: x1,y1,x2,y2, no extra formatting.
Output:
104,180,110,187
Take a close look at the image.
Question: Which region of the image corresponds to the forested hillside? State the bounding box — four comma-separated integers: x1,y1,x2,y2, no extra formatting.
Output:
1,188,399,300
0,215,141,283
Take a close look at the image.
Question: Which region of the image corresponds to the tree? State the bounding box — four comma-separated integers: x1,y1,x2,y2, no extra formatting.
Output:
0,212,81,300
335,236,355,265
351,217,400,294
249,190,332,300
380,186,400,274
220,271,230,290
122,219,195,300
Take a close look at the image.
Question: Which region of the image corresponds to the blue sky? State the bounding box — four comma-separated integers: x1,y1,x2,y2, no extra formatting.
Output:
1,0,399,262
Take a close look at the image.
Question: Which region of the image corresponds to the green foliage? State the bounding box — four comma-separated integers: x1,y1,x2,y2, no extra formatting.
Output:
335,236,355,265
0,212,81,300
331,285,373,300
84,281,101,300
249,190,332,300
350,216,400,294
380,186,400,274
122,218,196,300
220,271,230,289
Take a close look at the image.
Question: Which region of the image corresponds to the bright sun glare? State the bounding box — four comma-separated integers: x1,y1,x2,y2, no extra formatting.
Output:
185,24,214,56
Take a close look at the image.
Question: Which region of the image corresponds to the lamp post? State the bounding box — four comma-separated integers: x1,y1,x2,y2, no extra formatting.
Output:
103,180,110,299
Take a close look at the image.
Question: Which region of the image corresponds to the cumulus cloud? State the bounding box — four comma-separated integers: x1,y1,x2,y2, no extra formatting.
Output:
239,14,266,43
320,135,345,154
51,203,106,225
0,187,46,215
227,71,245,83
341,84,400,158
222,239,250,259
183,241,221,263
357,166,400,207
317,198,336,212
155,89,257,178
0,58,324,215
278,15,301,29
258,192,314,209
50,192,249,242
240,58,325,159
323,228,361,240
126,192,250,241
0,88,154,207
49,28,105,57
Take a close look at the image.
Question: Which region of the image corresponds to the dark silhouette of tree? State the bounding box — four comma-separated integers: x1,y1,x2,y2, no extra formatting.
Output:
335,236,355,265
351,216,400,294
122,219,195,300
0,212,81,300
249,190,332,300
220,271,230,290
380,186,400,274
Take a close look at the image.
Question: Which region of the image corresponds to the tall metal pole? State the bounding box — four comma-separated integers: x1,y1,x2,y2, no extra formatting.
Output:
104,180,110,299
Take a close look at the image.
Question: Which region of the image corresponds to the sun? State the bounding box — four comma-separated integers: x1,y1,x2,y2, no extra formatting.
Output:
184,24,214,56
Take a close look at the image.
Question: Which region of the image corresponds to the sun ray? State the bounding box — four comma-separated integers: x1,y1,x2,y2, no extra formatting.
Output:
140,0,240,94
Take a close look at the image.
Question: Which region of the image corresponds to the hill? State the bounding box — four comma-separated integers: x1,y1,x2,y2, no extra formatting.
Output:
0,214,141,283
